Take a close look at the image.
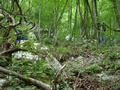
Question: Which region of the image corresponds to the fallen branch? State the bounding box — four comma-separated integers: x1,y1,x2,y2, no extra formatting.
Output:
45,54,62,70
52,64,66,89
0,47,27,55
74,72,81,90
45,54,68,78
55,64,66,78
0,66,52,90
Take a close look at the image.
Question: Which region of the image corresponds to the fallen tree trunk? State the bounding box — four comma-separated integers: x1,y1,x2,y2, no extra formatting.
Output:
0,66,52,90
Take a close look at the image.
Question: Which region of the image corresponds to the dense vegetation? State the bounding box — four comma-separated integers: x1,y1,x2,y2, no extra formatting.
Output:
0,0,120,90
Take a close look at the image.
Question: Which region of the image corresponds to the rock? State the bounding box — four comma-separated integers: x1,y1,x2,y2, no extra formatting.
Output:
0,13,4,19
97,72,120,81
41,46,48,50
0,79,7,87
12,51,39,60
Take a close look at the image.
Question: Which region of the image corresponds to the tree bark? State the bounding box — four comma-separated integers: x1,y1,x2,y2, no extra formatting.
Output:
56,0,68,26
113,0,120,28
68,0,73,41
38,0,42,41
68,0,72,34
53,7,57,41
93,0,99,42
86,0,97,39
78,0,85,38
73,0,78,43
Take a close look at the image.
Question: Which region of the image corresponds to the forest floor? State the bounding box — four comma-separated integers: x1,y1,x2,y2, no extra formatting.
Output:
0,40,120,90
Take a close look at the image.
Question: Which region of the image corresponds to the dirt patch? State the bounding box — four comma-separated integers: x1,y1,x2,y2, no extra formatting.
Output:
70,75,112,90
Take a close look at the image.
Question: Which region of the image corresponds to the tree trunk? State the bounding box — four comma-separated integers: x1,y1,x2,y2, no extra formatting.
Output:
86,0,97,39
73,0,78,44
38,0,42,41
53,7,57,41
68,0,72,33
56,0,68,25
93,0,99,42
78,0,85,38
113,0,120,28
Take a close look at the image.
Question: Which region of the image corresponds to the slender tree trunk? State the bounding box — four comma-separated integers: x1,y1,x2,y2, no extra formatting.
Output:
94,0,98,18
49,0,68,39
93,0,99,42
113,0,120,28
68,0,72,32
78,0,84,24
83,1,89,39
56,0,68,26
86,0,97,39
38,0,42,41
73,0,78,44
68,0,72,40
78,0,85,38
53,7,57,41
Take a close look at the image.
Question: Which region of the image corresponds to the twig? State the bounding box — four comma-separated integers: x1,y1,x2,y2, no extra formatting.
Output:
55,64,66,78
74,72,81,90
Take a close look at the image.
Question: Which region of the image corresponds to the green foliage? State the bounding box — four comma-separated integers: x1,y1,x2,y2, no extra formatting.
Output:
109,49,120,60
0,58,8,66
57,47,70,54
100,53,120,71
84,64,103,73
113,81,120,90
9,58,54,84
1,0,120,89
110,61,120,70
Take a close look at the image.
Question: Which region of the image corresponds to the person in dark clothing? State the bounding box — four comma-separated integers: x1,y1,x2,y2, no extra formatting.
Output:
97,22,106,43
15,30,27,45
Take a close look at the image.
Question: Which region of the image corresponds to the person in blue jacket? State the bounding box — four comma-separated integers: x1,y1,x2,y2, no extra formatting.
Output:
15,30,27,45
97,22,106,43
